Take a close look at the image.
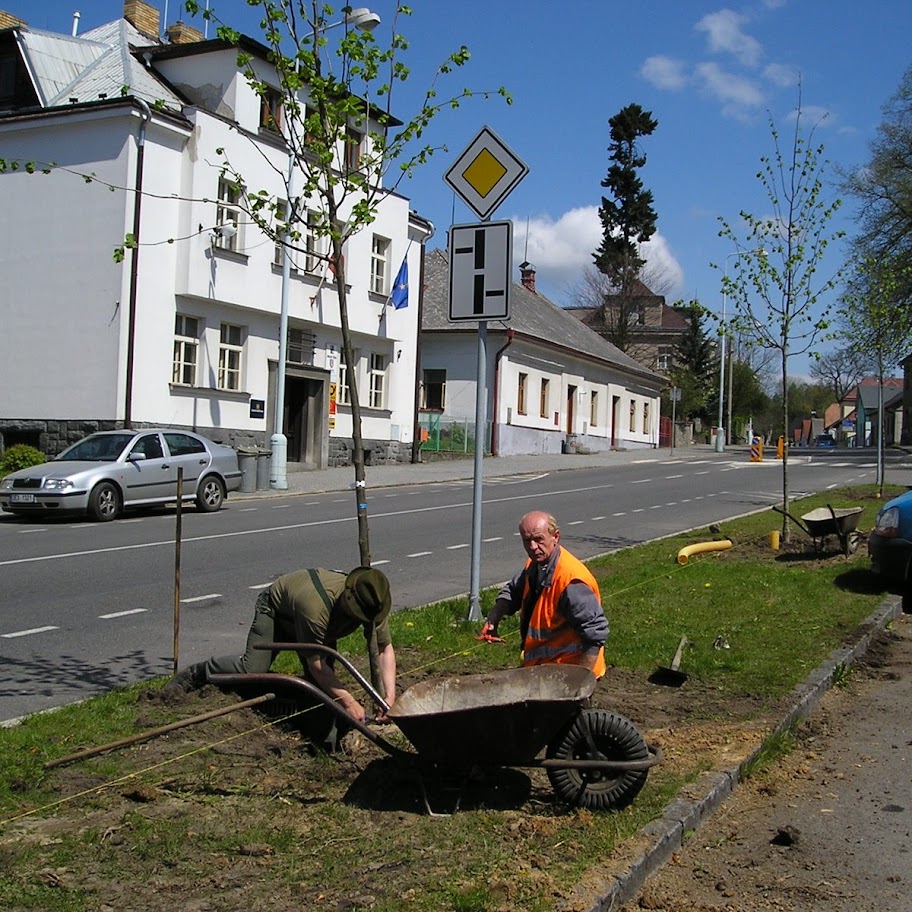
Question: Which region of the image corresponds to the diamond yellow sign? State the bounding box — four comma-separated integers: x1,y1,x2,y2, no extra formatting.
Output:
444,126,529,221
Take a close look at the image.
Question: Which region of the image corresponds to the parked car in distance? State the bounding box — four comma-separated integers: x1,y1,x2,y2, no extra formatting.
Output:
868,489,912,585
0,429,242,521
814,434,835,448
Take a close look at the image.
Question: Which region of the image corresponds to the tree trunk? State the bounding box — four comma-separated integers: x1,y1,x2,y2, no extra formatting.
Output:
780,348,791,542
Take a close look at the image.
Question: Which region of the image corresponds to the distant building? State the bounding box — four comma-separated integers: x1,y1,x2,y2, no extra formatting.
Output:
567,278,688,374
419,254,666,456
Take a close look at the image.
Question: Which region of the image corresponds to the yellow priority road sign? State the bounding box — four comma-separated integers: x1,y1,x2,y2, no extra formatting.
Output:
444,126,529,221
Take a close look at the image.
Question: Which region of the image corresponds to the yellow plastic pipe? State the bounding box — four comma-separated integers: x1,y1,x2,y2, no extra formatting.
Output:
676,539,733,565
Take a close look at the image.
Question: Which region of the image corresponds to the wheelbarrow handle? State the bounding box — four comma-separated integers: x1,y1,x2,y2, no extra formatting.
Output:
771,504,810,535
253,641,390,715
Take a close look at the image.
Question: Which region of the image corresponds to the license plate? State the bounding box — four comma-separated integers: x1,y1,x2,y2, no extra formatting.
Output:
11,493,36,504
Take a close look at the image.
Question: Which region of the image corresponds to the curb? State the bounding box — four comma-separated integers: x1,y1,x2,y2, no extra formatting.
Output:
573,593,905,912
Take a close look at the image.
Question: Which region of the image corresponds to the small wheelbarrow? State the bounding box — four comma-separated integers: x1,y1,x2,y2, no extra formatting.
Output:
209,643,661,814
772,503,863,556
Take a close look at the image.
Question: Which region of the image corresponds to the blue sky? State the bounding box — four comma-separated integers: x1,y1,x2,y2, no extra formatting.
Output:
15,1,912,376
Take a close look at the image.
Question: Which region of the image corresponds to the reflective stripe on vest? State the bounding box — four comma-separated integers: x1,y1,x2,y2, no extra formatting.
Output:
521,548,606,678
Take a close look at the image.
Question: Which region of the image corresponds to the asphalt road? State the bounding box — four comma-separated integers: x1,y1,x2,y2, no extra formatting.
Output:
0,449,892,722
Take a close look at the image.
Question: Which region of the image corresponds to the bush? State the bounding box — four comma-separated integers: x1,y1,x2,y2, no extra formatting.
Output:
0,444,47,475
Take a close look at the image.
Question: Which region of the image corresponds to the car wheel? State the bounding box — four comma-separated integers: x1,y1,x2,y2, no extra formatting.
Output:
89,481,121,522
195,475,225,512
546,709,650,811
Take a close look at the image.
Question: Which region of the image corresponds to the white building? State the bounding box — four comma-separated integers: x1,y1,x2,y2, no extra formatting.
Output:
0,1,428,468
420,252,666,455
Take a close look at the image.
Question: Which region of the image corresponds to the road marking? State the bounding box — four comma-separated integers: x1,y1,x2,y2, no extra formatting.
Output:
271,504,290,509
632,458,660,464
483,536,503,542
591,515,606,520
613,511,626,516
696,471,709,475
121,518,144,524
181,593,222,603
2,626,59,638
631,478,651,484
408,551,432,558
666,502,678,506
649,504,661,509
632,508,645,513
249,582,272,590
99,608,148,619
239,508,258,512
568,520,584,525
17,528,47,534
372,559,391,566
447,543,469,550
665,474,683,479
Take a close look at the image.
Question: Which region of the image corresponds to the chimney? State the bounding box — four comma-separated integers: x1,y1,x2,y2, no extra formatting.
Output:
166,20,204,44
0,10,27,28
519,260,537,294
123,0,161,40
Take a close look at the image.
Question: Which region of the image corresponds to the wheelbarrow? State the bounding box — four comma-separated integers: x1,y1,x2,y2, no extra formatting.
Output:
208,643,661,814
772,503,863,556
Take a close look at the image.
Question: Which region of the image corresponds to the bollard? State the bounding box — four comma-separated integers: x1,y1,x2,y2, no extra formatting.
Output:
750,436,763,462
776,436,785,459
769,530,780,550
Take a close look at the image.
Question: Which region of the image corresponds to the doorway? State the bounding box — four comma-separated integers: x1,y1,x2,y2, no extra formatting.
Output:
566,385,576,434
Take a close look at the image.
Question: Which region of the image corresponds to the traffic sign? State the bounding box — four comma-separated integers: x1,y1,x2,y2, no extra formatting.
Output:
444,126,529,221
448,221,512,322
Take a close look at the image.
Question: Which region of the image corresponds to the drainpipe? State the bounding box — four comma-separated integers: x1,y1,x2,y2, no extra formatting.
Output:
490,329,515,456
124,98,151,429
410,221,434,464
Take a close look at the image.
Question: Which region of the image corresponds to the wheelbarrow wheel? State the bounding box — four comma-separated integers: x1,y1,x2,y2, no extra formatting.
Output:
546,710,649,811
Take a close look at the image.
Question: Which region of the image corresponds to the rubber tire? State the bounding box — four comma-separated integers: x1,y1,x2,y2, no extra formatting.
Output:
546,709,649,811
88,481,121,522
195,475,225,512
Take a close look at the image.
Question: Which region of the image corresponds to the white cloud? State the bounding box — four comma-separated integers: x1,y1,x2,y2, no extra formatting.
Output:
641,55,688,90
695,9,763,68
763,62,799,88
695,62,765,117
789,104,835,129
507,206,683,300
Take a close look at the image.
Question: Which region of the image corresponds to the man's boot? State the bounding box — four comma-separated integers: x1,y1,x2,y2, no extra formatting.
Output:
162,662,207,695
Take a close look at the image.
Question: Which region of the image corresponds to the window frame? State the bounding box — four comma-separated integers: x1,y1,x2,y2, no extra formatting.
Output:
345,126,363,170
370,234,390,295
218,322,244,392
259,86,284,135
368,352,386,409
215,178,241,252
589,390,598,428
539,377,550,419
422,369,446,411
517,372,528,416
172,314,199,386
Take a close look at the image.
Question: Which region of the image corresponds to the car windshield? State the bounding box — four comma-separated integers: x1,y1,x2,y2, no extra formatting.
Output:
56,434,134,462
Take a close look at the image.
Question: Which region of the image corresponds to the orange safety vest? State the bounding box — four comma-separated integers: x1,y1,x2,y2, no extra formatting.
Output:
521,548,606,678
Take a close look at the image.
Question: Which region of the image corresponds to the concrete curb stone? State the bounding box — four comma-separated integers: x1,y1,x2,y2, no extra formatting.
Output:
571,593,904,911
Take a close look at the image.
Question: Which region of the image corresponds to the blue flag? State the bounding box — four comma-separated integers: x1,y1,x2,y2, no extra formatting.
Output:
390,259,409,310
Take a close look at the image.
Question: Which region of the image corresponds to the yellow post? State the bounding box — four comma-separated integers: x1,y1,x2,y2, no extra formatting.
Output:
750,436,763,462
776,436,785,459
769,530,780,550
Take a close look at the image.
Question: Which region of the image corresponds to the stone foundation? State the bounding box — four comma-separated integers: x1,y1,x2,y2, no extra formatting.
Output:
328,437,410,467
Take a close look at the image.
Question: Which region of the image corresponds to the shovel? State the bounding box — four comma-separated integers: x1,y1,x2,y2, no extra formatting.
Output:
649,635,689,687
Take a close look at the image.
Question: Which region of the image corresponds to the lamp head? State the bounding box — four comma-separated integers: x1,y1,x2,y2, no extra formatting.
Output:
345,7,381,30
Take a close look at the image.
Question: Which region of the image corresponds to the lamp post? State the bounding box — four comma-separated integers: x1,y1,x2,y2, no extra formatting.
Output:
270,7,380,490
716,249,763,452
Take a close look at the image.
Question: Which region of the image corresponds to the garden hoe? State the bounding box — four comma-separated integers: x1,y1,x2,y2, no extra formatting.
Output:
649,635,689,687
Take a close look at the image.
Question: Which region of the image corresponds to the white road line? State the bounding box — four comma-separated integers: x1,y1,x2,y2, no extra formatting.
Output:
2,626,59,638
99,608,148,619
181,593,222,603
632,459,660,464
239,508,258,512
447,543,469,550
271,504,290,509
17,528,47,534
631,478,651,484
249,582,272,590
372,559,391,566
680,498,691,503
483,536,503,542
121,518,144,524
649,504,661,509
331,498,346,503
666,502,678,506
696,471,709,475
613,511,626,516
591,515,606,520
665,474,683,479
408,551,433,558
568,520,584,525
632,508,645,513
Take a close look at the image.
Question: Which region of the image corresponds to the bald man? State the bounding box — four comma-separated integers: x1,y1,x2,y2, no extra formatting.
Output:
482,511,608,676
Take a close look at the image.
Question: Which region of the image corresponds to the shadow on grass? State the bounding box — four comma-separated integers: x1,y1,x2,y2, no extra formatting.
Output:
833,568,896,596
343,756,532,813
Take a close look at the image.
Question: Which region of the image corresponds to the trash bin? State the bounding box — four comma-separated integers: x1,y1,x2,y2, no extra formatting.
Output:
255,449,271,491
237,447,257,494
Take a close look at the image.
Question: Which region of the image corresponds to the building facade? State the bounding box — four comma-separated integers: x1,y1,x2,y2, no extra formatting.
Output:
0,1,426,467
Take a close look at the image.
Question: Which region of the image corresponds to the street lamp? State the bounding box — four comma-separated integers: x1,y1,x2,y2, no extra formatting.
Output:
715,248,763,452
270,7,380,490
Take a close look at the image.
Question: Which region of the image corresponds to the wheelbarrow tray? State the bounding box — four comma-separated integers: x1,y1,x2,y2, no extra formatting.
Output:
388,665,596,767
800,506,862,536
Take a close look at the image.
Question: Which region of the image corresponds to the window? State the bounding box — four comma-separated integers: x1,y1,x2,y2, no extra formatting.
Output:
369,353,386,409
215,179,241,252
517,372,528,415
259,86,283,134
172,314,199,386
422,370,446,410
218,322,243,391
345,127,362,170
272,200,297,270
657,347,672,371
338,352,357,405
629,400,636,432
539,378,550,418
370,235,389,295
590,390,598,428
643,401,650,434
129,433,164,460
163,433,206,457
287,328,315,365
304,211,322,273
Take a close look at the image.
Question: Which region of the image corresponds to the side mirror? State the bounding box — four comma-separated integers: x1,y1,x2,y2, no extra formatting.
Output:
128,451,147,462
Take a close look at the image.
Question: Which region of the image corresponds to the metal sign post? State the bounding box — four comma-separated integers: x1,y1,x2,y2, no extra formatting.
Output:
444,127,528,623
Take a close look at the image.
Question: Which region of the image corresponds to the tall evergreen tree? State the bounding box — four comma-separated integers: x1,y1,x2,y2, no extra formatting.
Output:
593,103,658,350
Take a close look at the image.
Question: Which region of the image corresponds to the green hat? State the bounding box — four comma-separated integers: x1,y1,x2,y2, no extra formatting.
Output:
344,567,391,624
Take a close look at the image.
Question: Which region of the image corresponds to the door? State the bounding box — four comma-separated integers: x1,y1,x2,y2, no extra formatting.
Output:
283,376,323,465
566,385,576,434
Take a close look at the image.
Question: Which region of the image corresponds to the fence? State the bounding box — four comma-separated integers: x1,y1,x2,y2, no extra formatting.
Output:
418,413,491,455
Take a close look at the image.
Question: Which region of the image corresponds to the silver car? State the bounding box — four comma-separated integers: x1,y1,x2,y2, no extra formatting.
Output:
0,429,242,521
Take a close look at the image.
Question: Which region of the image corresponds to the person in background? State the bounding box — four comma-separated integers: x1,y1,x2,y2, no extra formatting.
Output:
481,511,608,677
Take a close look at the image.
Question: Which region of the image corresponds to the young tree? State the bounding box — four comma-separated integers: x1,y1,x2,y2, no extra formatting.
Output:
838,255,912,492
592,103,658,350
187,0,509,566
717,95,845,539
808,346,869,403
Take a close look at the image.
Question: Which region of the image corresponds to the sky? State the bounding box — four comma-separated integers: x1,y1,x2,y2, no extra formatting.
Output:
13,1,912,377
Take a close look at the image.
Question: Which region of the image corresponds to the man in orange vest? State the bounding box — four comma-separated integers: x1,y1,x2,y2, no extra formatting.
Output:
481,511,608,677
